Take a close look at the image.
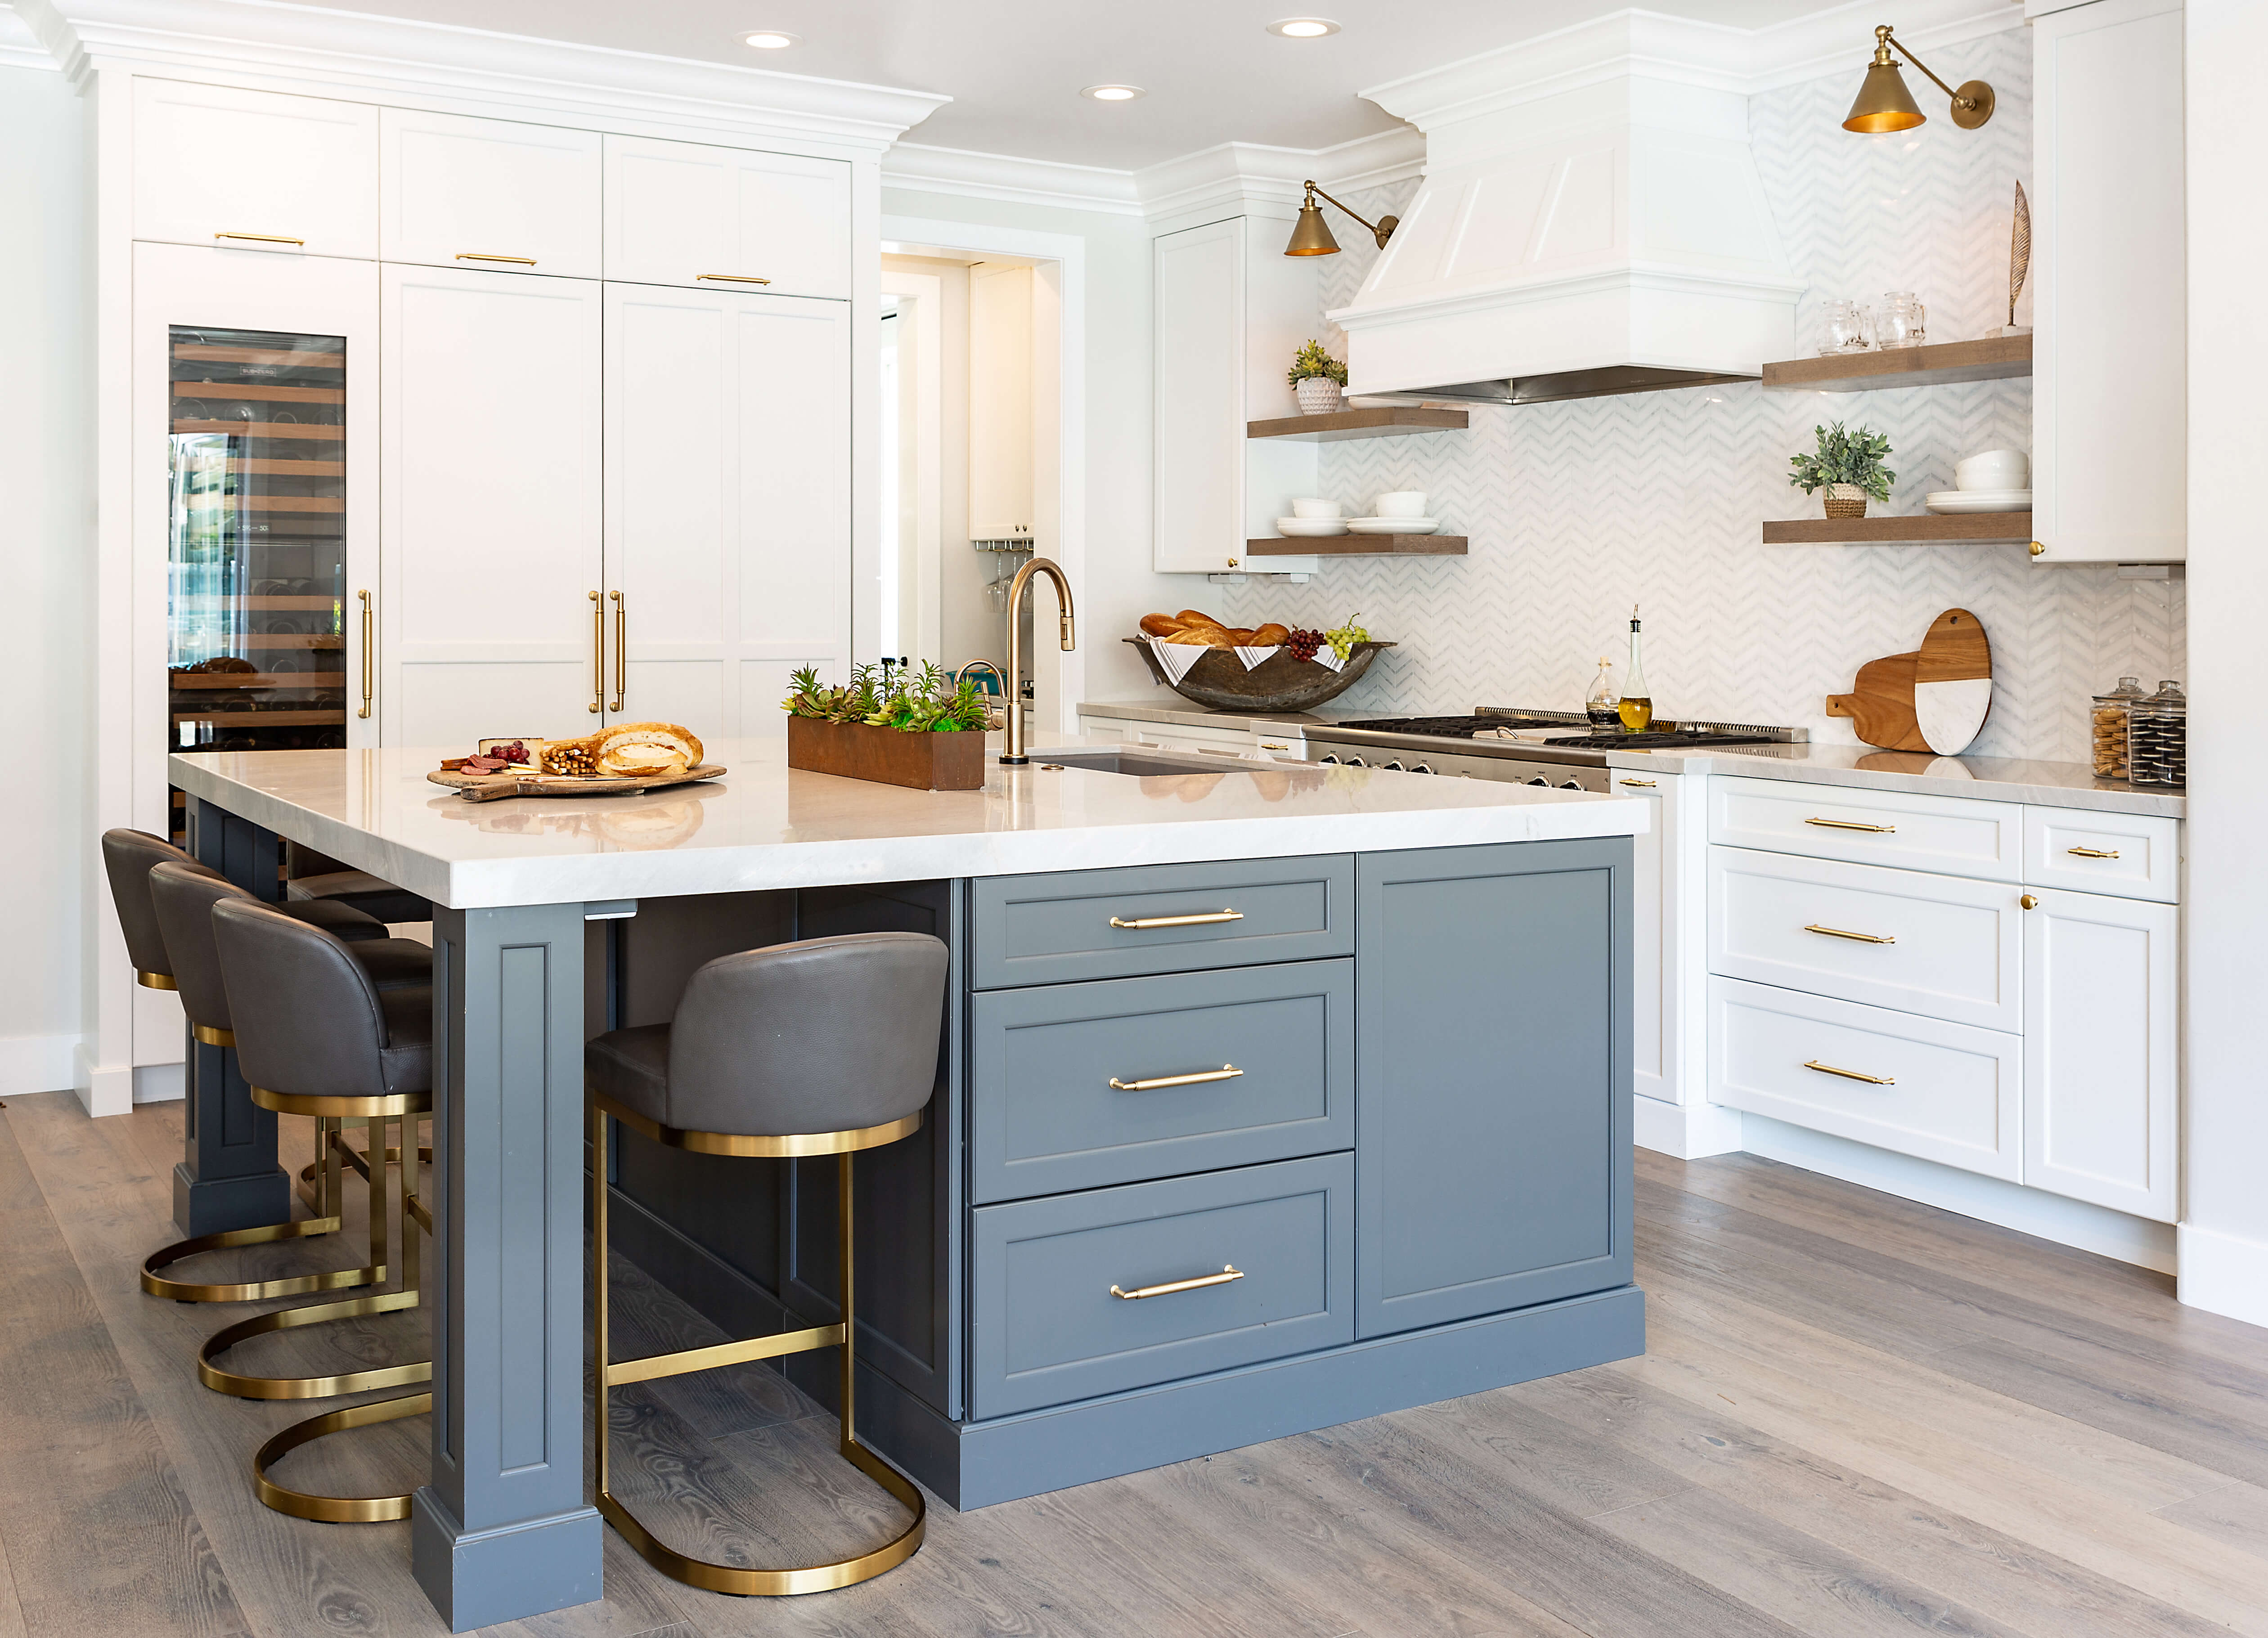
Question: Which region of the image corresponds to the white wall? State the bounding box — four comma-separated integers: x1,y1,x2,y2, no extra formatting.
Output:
0,60,90,1097
2178,0,2268,1328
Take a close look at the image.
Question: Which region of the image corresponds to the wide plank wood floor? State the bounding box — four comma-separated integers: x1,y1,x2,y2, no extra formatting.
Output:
3,1088,2263,1638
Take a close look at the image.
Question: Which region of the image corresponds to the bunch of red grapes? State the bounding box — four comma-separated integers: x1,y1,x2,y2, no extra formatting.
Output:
1284,628,1326,661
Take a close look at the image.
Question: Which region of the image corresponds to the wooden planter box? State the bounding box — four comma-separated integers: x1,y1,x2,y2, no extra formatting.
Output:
786,715,988,791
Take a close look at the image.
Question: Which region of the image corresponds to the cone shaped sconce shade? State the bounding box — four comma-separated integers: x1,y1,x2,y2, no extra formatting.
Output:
1845,60,1926,132
1286,201,1340,256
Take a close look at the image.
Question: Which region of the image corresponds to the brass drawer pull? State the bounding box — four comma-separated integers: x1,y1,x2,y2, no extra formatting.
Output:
588,590,603,714
1804,923,1895,945
357,590,373,720
456,252,538,266
1108,909,1244,929
215,231,305,246
1109,1064,1242,1092
609,589,625,711
1804,1059,1895,1086
1619,777,1657,787
1259,741,1290,751
1805,816,1895,833
2066,846,2120,859
1111,1265,1244,1301
696,273,773,284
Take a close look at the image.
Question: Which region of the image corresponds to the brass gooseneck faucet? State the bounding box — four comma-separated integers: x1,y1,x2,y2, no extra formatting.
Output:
1000,556,1075,764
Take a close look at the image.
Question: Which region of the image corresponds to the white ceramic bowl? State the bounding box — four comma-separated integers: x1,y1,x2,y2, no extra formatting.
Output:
1955,449,2030,492
1374,490,1429,518
1289,497,1343,519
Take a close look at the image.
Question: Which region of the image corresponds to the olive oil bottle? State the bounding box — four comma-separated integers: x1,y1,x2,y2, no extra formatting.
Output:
1617,606,1654,733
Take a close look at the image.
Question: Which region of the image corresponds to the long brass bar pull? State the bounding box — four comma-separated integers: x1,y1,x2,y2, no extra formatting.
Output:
588,590,604,714
1804,923,1896,945
696,273,773,284
1804,1059,1895,1086
609,590,625,710
1109,1064,1243,1092
1108,909,1244,930
215,232,305,246
1805,816,1896,833
2067,846,2120,859
356,591,373,719
1110,1265,1244,1301
455,252,537,266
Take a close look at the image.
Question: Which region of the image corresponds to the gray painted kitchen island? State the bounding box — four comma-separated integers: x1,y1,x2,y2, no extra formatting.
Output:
166,736,1647,1633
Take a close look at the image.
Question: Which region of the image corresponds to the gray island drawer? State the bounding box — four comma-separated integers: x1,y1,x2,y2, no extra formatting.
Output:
970,854,1354,988
971,960,1353,1201
970,1153,1354,1418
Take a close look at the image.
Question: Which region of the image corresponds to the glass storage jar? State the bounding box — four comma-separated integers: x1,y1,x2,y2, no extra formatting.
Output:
2125,680,2186,787
2090,676,2148,778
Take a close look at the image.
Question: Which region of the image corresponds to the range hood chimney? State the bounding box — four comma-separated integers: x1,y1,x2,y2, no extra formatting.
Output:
1333,14,1802,405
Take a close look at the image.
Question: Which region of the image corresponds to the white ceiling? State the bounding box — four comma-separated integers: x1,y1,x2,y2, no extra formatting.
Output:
279,0,1848,168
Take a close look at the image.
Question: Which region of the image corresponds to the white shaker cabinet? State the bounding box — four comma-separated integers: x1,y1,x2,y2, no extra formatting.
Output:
2030,0,2186,563
379,265,603,746
603,283,851,738
380,108,602,278
133,79,378,259
602,135,851,300
2023,886,2179,1221
969,262,1036,541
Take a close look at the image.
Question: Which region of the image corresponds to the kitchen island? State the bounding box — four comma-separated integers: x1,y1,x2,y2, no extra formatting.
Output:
167,736,1648,1632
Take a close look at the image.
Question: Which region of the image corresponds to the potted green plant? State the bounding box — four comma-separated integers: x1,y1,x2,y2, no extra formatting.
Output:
781,661,993,790
1288,338,1349,415
1789,421,1895,518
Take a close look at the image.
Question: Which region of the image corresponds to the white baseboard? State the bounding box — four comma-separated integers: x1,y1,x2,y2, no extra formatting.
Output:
1739,1113,2177,1274
0,1032,79,1098
73,1044,133,1118
1633,1094,1746,1159
132,1063,184,1104
2177,1222,2268,1330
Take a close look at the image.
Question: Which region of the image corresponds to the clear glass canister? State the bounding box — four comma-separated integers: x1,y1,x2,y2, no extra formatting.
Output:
2125,680,2187,787
2091,676,2147,778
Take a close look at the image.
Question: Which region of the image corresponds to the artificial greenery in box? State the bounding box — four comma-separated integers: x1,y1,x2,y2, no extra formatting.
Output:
1788,421,1895,506
781,662,990,732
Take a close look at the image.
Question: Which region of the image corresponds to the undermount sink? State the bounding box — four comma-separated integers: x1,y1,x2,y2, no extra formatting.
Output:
1034,748,1266,777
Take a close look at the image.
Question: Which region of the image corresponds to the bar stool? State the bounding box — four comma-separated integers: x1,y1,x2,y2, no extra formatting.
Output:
209,895,435,1522
585,931,948,1597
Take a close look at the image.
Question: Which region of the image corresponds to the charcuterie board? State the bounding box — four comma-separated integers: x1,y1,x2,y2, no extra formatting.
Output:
428,765,727,803
1826,609,1992,755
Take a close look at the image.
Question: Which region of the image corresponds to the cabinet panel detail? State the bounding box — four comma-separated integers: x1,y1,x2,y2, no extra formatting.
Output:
1709,776,2023,882
380,108,601,278
2022,807,2180,903
134,79,378,259
604,135,851,299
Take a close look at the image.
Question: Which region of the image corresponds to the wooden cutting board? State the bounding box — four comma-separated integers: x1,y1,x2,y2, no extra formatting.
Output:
1826,610,1992,755
427,765,726,803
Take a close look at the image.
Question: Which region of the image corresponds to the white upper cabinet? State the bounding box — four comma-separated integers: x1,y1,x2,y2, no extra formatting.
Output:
2031,0,2186,563
133,80,377,258
602,135,852,300
969,262,1036,540
380,108,601,278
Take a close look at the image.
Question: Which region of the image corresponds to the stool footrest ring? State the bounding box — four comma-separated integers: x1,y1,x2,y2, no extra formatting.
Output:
199,1289,431,1399
253,1392,432,1522
141,1216,364,1303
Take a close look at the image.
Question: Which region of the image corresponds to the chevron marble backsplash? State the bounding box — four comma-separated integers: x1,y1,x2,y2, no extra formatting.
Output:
1216,28,2183,765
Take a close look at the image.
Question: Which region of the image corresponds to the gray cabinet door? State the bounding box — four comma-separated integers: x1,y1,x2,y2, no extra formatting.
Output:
971,960,1353,1202
1355,839,1633,1337
970,855,1354,989
970,1153,1354,1418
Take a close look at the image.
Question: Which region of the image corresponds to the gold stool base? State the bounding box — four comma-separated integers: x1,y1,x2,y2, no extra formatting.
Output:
253,1391,432,1522
141,1216,370,1304
199,1288,432,1399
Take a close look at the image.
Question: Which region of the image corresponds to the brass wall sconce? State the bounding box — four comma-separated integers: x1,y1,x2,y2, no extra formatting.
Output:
1284,180,1397,256
1844,23,1994,132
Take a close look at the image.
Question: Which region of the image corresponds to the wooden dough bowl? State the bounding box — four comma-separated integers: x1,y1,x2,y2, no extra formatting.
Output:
1124,638,1394,714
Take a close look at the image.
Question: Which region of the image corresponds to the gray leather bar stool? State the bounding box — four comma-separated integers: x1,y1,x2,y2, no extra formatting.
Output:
585,931,948,1597
208,895,435,1524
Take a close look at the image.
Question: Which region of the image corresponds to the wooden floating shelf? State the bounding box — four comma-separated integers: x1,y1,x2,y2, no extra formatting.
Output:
172,420,344,440
1762,335,2031,393
1246,407,1470,442
1247,536,1468,556
172,709,346,727
1763,514,2034,546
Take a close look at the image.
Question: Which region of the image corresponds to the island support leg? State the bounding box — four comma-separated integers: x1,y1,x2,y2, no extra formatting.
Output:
413,902,602,1630
175,795,289,1236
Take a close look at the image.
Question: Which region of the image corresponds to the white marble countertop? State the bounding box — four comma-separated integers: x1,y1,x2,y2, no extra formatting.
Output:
168,732,1647,909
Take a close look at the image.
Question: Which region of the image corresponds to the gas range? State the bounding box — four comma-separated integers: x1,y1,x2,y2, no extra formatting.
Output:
1294,708,1804,792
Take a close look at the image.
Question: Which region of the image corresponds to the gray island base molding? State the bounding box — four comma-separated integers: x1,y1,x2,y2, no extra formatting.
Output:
166,739,1644,1630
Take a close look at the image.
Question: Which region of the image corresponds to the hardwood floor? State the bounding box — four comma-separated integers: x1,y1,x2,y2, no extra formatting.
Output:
3,1088,2262,1638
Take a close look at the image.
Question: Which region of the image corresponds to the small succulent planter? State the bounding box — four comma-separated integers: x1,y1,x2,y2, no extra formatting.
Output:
1288,339,1348,416
1295,376,1345,415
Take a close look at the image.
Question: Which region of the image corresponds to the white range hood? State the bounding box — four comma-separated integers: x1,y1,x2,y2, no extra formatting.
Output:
1333,17,1804,405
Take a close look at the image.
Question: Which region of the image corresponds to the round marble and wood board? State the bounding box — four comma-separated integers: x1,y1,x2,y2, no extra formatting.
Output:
427,765,726,803
1825,609,1992,755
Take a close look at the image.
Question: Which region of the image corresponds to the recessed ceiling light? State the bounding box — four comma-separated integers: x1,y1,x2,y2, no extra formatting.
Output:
1267,18,1341,37
1081,83,1145,101
739,29,799,49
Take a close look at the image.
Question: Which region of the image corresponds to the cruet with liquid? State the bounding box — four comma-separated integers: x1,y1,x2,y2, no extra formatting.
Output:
1618,607,1654,733
1585,657,1621,728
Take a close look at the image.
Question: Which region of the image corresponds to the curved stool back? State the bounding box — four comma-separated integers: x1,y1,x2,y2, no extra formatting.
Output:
102,829,216,989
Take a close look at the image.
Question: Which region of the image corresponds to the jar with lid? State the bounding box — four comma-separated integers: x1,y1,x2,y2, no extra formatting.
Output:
2090,676,2148,778
2125,680,2186,787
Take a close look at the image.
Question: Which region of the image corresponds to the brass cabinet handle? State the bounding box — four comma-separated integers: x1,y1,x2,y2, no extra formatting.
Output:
2030,541,2047,556
1619,778,1657,787
1109,1064,1243,1092
696,273,773,284
588,590,603,714
1108,909,1244,929
609,590,625,711
1804,923,1895,945
215,231,305,246
456,252,537,266
2066,846,2120,859
1804,1059,1895,1086
1805,816,1896,833
1259,741,1290,751
1110,1265,1244,1301
356,590,373,719
2020,894,2039,910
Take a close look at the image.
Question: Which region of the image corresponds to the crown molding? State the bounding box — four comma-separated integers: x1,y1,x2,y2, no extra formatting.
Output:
0,5,54,68
10,0,948,152
882,142,1143,216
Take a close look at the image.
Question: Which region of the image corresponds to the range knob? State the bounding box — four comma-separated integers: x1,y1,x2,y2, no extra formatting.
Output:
1383,760,1405,772
1560,778,1585,790
1319,754,1340,764
1411,763,1435,775
1527,776,1550,786
1347,756,1369,767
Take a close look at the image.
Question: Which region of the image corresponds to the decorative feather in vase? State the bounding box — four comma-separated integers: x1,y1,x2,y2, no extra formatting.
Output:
2004,180,2031,335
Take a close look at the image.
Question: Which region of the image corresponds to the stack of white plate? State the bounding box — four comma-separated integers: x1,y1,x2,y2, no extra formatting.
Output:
1924,490,2031,514
1275,517,1349,536
1346,517,1443,535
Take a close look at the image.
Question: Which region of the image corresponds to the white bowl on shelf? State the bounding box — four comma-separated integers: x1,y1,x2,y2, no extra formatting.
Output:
1346,516,1442,535
1289,497,1343,518
1924,489,2032,514
1275,516,1352,537
1374,490,1430,518
1954,449,2030,491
